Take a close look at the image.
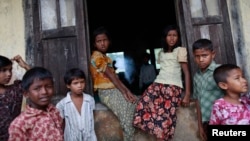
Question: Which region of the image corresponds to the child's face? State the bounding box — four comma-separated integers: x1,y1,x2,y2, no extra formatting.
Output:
166,30,178,48
67,78,85,95
193,48,215,72
0,65,12,85
223,68,248,94
24,78,54,110
94,33,110,53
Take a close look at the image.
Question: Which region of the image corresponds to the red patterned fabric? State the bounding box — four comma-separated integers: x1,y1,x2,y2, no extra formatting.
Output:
209,94,250,125
8,104,63,141
0,80,23,141
133,83,182,140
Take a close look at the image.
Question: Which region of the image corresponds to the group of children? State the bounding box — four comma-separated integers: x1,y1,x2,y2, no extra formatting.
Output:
0,24,250,141
0,57,97,140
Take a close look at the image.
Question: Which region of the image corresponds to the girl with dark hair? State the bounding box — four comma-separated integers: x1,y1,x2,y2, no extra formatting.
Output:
89,26,137,141
133,25,191,141
0,55,30,141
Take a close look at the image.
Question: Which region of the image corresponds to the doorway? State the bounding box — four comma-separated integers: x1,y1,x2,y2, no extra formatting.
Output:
86,0,177,95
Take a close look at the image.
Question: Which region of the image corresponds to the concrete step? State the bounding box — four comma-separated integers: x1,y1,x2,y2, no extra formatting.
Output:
94,102,201,141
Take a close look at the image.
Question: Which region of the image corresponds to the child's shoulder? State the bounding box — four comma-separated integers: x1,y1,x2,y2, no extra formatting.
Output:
84,93,95,101
92,50,103,56
56,96,69,104
9,111,29,127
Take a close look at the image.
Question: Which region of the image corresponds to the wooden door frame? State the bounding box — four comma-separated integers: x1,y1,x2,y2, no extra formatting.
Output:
175,0,236,77
23,0,93,95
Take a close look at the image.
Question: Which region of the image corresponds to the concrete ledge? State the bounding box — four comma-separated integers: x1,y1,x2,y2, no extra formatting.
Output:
94,103,123,141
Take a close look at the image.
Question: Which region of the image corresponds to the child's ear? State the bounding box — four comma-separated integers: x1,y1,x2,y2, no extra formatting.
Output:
66,84,71,89
218,82,227,90
23,91,29,98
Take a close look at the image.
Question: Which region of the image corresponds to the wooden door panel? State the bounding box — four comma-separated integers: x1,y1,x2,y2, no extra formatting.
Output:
177,0,236,77
41,37,78,97
192,24,225,64
32,0,92,100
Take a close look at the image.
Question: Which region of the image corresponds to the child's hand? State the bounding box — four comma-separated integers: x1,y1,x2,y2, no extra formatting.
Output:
123,91,137,104
12,55,30,70
181,94,190,107
199,126,207,141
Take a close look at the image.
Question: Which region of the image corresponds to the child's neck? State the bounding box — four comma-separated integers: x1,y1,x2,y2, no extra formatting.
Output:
223,94,241,104
0,84,6,94
70,92,83,98
28,103,48,111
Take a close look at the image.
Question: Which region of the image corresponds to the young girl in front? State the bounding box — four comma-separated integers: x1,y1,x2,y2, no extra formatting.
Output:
89,26,137,141
0,55,30,141
210,64,250,125
56,68,97,141
133,25,191,141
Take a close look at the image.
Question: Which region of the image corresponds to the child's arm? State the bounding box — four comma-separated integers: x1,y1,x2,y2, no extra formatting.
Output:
8,124,27,141
12,55,30,70
195,99,207,141
180,62,191,105
104,66,137,103
56,101,65,131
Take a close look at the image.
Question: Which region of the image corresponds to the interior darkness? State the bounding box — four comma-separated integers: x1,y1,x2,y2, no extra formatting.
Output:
87,0,177,95
87,0,176,52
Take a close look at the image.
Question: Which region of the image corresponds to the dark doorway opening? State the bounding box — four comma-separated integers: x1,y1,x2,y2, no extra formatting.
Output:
87,0,177,95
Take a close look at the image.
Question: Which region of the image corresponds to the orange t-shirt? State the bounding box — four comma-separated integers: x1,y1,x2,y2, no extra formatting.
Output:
90,51,115,91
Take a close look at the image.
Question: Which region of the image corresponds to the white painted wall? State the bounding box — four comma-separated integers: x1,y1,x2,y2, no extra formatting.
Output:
0,0,26,81
228,0,250,84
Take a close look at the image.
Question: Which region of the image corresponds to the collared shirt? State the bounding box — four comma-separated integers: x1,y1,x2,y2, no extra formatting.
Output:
193,61,223,122
8,104,64,141
90,51,115,91
154,47,187,88
56,92,97,141
0,80,23,141
209,93,250,125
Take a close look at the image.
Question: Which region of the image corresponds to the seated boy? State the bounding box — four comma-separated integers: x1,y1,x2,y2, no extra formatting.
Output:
8,67,64,141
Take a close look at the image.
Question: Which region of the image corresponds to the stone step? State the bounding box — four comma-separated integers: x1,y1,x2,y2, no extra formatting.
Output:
94,102,201,141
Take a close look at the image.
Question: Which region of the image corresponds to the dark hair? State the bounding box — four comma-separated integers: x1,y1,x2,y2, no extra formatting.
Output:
0,55,12,68
21,67,53,91
142,52,150,60
161,25,181,52
192,38,213,52
92,26,111,43
64,68,86,85
213,64,240,84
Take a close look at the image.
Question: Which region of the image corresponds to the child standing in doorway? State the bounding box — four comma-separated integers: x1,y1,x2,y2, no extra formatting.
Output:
0,55,30,141
8,67,64,140
89,26,137,141
133,25,191,141
192,39,224,141
56,68,97,141
210,64,250,125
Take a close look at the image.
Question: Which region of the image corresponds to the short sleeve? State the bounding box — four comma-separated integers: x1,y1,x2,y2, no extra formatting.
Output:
177,47,187,62
209,102,222,125
8,119,27,141
91,51,111,73
157,50,163,64
56,100,65,118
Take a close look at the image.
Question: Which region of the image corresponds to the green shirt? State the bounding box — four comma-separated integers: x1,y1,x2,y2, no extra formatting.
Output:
193,61,223,122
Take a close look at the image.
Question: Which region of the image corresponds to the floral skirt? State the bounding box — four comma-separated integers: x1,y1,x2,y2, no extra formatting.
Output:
133,82,182,140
